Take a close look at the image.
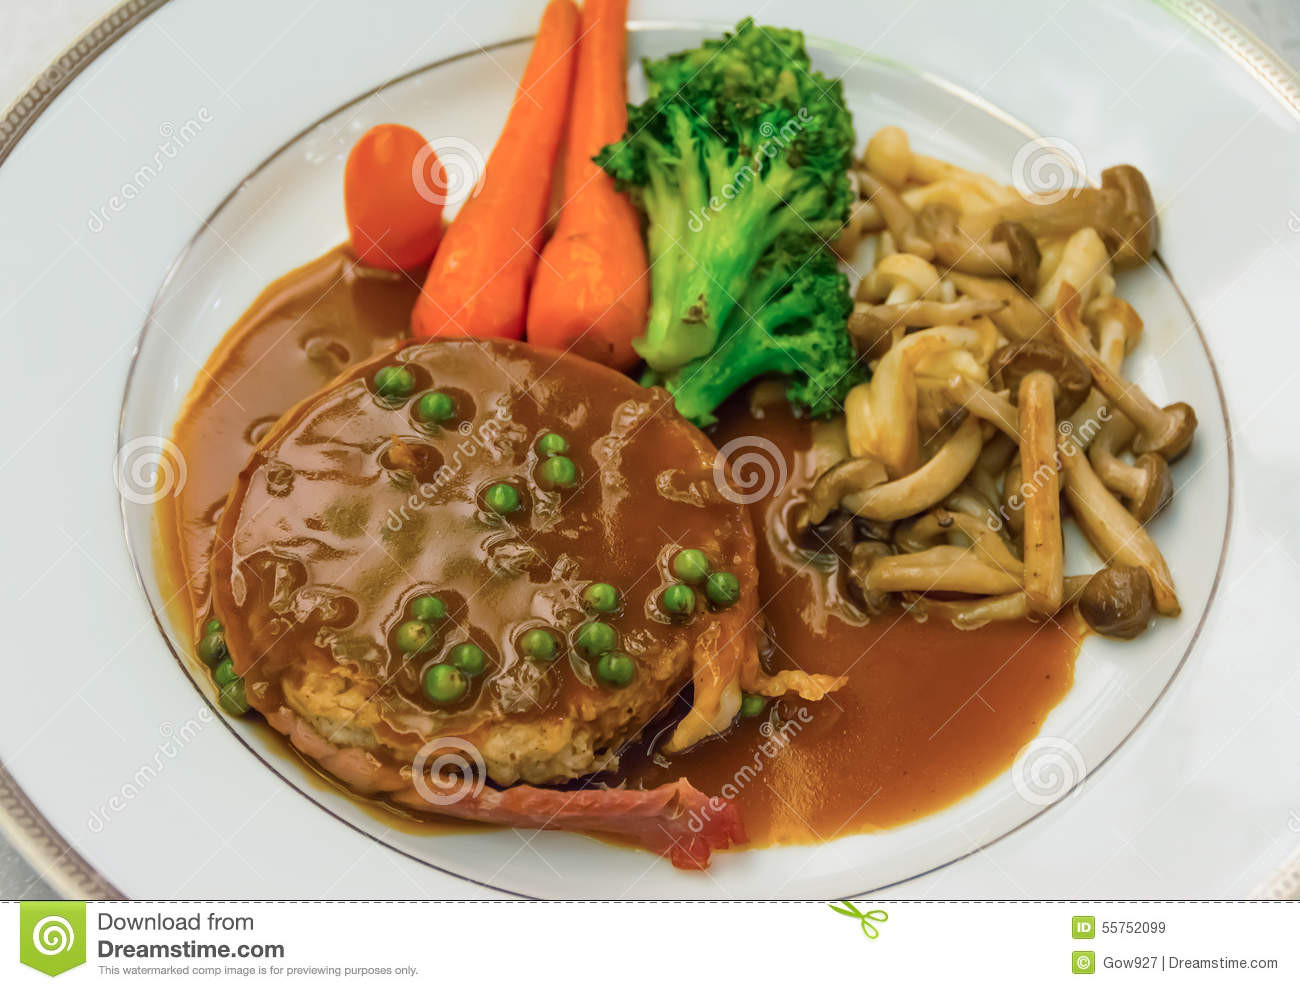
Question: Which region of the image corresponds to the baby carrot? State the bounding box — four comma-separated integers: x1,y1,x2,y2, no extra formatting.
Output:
526,0,647,368
411,0,580,340
344,124,446,271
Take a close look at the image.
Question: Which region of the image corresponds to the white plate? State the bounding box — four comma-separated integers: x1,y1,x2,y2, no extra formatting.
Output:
1,0,1297,899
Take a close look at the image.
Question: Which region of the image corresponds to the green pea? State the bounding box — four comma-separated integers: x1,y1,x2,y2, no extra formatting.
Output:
539,455,578,488
423,663,468,704
484,482,521,515
410,595,447,623
575,621,617,658
394,620,435,655
582,582,619,614
519,628,558,661
414,390,456,424
740,692,766,718
596,651,636,687
197,631,228,666
213,658,239,687
203,617,224,635
218,678,250,716
374,365,416,400
705,571,741,608
661,583,696,617
448,642,487,676
671,548,711,585
536,432,568,457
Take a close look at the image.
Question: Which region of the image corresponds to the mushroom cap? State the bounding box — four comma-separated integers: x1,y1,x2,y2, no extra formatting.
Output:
864,126,912,187
1132,400,1198,460
1127,452,1174,523
1077,564,1155,639
990,221,1041,292
1085,295,1144,355
865,252,942,300
989,338,1093,416
1101,165,1157,268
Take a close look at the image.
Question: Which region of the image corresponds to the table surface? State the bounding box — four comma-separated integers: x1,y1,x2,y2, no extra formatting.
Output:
1,0,1297,901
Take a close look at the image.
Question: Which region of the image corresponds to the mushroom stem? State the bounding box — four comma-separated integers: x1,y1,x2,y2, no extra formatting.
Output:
962,165,1157,270
1051,287,1197,460
1017,371,1065,617
847,298,1004,361
1057,439,1180,616
796,456,890,529
867,545,1021,596
945,376,1022,441
947,272,1051,342
861,172,935,259
837,415,983,521
1089,417,1173,523
845,326,984,475
907,575,1091,630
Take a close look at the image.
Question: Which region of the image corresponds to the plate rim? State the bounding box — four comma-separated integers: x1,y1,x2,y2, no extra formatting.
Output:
0,0,1281,899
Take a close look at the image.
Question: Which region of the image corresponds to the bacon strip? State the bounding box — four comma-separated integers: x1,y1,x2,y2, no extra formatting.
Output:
391,777,745,871
266,707,745,870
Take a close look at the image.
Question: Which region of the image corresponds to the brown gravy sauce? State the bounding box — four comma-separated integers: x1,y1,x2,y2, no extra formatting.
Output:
158,246,1081,849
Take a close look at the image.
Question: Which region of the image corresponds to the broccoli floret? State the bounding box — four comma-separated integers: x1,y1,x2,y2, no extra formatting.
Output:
654,236,863,425
596,18,855,376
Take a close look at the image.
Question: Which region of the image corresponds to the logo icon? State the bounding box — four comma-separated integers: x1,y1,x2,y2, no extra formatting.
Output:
20,902,86,976
1072,950,1095,975
828,901,889,940
1072,915,1095,939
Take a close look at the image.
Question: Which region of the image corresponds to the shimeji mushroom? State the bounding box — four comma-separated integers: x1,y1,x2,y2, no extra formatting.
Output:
863,126,1016,204
914,202,1041,291
907,574,1093,630
947,271,1052,342
1051,286,1197,460
833,415,984,522
896,509,1024,575
1090,419,1173,523
1056,438,1180,616
1035,227,1114,311
860,173,936,259
989,339,1092,617
944,374,1022,442
1067,294,1144,436
866,544,1022,596
1076,563,1156,639
797,455,889,528
848,540,897,615
845,325,985,476
847,297,1005,361
961,164,1158,270
858,252,943,307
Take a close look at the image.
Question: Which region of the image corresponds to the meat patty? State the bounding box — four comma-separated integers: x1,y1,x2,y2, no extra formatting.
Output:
210,338,761,792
